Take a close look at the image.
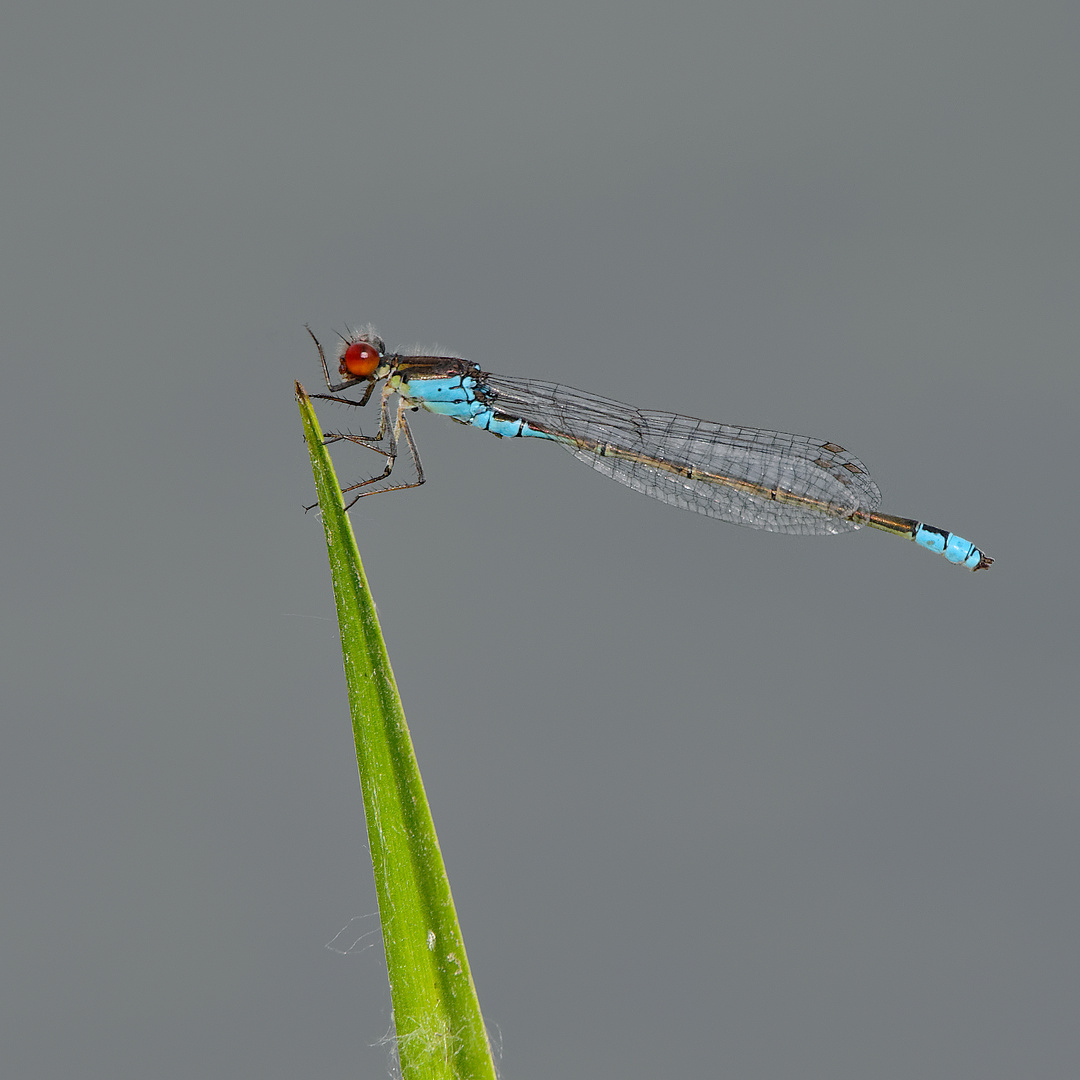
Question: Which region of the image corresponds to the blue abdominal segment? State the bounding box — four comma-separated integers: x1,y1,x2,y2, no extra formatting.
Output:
913,523,988,570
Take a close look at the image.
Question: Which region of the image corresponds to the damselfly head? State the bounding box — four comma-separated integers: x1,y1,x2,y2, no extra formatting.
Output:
336,325,386,379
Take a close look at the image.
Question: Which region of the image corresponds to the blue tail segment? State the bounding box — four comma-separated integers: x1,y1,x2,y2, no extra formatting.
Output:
913,523,993,571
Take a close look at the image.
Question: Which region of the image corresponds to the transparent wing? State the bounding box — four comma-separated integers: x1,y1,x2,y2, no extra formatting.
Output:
483,375,882,535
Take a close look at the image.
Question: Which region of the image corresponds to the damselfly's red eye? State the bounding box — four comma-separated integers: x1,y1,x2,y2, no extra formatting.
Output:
340,341,381,378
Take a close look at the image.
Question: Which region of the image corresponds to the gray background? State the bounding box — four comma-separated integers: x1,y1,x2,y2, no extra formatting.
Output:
3,2,1077,1077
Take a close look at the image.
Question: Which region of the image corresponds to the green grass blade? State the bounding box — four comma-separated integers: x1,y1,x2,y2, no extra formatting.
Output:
296,383,496,1080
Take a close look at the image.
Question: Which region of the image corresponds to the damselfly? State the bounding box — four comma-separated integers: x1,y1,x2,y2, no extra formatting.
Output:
307,325,992,571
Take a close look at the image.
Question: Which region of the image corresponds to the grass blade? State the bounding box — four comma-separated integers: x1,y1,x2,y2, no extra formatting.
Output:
297,382,496,1080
